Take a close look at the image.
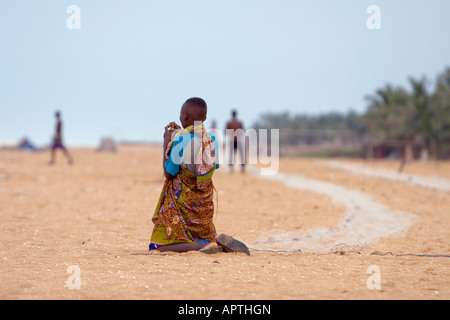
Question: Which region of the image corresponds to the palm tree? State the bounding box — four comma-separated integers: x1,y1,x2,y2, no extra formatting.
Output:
364,85,412,138
408,76,435,159
364,72,449,170
364,84,419,171
431,68,450,158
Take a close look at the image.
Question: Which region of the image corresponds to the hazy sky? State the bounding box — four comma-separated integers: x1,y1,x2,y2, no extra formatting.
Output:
1,0,449,146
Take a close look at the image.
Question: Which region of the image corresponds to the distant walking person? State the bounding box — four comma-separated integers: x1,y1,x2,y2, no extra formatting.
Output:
49,111,73,165
226,110,245,173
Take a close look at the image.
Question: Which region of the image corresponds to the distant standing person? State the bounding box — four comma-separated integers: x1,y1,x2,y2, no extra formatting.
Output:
49,111,73,165
226,110,245,173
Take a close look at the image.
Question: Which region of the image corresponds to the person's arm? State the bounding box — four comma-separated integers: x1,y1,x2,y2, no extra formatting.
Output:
163,122,181,180
163,139,174,180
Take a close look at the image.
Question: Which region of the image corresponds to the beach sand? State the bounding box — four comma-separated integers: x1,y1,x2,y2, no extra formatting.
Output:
0,146,449,299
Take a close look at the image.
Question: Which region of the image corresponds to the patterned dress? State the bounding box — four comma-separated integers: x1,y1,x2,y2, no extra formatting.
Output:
149,124,219,249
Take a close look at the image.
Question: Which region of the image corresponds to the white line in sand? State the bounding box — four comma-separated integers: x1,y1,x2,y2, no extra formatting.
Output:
249,168,418,253
316,160,450,193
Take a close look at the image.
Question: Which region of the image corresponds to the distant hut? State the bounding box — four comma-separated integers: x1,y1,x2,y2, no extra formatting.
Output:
97,137,117,152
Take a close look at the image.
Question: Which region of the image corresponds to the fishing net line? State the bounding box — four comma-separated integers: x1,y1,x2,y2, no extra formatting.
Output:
248,171,418,254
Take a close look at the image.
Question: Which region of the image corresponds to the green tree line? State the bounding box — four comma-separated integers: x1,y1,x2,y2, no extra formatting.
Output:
253,67,450,159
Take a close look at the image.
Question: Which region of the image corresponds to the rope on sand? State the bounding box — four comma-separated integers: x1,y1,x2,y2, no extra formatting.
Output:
369,252,450,258
249,243,450,258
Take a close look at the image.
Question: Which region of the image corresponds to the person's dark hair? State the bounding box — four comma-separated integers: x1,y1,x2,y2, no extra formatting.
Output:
232,110,237,117
55,111,61,117
185,97,207,112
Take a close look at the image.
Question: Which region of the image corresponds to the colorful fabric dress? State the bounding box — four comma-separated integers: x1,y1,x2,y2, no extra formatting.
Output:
149,124,219,250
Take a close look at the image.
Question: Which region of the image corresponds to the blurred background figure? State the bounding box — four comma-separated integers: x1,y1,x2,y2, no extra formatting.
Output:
209,119,220,138
97,137,117,153
210,120,217,130
17,137,40,151
49,111,73,165
226,110,245,173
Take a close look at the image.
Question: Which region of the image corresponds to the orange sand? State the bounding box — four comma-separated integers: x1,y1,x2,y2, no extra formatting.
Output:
0,146,449,299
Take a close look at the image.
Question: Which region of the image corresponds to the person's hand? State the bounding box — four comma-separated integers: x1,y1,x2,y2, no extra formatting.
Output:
165,122,181,132
164,122,181,143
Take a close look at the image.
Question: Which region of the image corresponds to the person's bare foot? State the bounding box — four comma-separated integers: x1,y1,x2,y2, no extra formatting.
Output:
199,242,223,254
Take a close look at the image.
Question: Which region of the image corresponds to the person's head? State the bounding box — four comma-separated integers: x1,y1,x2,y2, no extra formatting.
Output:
55,111,60,119
179,97,207,128
232,110,237,118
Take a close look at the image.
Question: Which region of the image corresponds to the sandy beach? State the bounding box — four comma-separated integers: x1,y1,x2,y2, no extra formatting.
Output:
1,146,449,299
